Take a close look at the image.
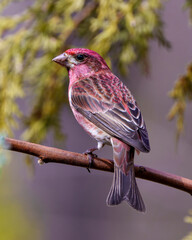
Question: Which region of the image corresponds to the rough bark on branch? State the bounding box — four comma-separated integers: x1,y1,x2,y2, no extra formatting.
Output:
3,137,192,196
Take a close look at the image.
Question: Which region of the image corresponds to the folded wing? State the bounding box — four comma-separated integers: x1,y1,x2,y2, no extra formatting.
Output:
70,78,150,153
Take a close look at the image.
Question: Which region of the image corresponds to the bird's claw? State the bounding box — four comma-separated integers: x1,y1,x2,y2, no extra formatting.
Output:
86,154,93,173
83,148,98,173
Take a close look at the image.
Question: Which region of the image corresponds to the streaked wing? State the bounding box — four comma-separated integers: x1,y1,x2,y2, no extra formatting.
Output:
70,77,150,152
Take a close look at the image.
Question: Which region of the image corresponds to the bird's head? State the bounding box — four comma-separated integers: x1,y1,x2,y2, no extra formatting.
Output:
52,48,110,74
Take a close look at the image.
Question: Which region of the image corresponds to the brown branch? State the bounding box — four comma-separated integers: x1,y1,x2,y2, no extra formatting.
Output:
4,137,192,196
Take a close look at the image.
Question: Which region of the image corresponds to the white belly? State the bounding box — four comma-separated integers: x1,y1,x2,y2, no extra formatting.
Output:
68,87,111,145
72,107,111,144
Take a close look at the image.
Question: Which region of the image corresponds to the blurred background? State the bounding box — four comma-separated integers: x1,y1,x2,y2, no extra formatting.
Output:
0,0,192,239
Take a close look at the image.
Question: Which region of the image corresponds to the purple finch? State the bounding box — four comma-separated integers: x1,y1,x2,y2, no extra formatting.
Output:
53,48,150,212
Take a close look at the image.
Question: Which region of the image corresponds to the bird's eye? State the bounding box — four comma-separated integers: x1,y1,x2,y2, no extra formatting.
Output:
76,54,85,61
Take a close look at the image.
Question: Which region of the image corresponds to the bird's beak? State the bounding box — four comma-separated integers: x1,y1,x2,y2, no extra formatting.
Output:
52,53,68,66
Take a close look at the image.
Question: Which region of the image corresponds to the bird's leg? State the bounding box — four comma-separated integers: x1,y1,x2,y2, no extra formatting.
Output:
83,148,98,173
83,142,104,173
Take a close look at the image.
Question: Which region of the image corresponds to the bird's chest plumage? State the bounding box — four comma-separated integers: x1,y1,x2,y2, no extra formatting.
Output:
68,87,111,144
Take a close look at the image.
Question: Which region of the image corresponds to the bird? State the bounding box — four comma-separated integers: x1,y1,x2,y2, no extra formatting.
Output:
52,48,150,212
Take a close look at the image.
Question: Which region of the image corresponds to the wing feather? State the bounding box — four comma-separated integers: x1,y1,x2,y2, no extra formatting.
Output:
70,77,150,152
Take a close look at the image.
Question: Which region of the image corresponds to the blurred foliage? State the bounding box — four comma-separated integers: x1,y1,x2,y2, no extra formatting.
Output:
168,1,192,139
182,210,192,240
168,64,192,139
0,134,9,173
0,166,43,239
0,0,170,143
184,0,192,24
0,201,42,239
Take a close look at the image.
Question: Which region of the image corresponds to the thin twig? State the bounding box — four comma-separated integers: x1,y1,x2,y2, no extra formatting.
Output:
4,137,192,196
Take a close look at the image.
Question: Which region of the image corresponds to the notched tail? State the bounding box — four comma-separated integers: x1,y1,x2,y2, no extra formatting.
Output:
107,138,146,212
106,165,145,212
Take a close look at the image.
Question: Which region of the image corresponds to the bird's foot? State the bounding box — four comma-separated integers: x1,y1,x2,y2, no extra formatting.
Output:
83,148,98,158
83,148,98,173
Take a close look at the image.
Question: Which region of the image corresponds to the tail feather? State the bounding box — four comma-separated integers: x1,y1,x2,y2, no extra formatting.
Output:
106,165,145,212
124,165,145,212
107,138,146,212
